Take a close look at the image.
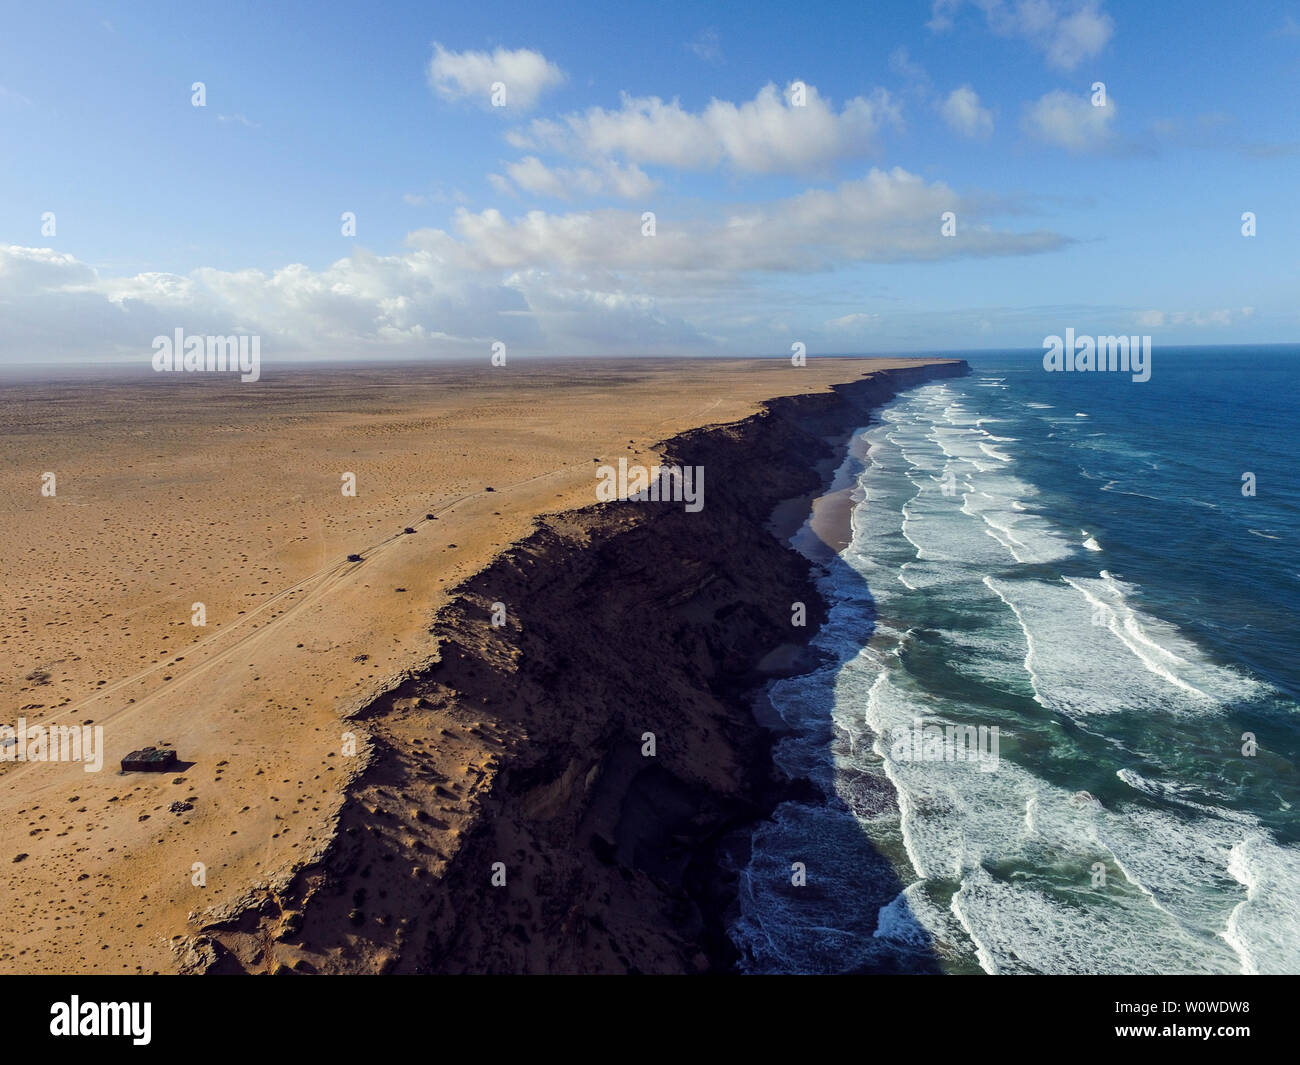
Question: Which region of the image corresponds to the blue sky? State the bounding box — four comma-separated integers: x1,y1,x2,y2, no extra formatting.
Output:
1,0,1298,361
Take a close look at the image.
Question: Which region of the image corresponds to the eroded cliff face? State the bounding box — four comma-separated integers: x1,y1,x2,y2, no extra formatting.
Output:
193,361,967,974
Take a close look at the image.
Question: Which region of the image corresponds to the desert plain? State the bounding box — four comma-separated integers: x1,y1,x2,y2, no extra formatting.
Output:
0,355,945,973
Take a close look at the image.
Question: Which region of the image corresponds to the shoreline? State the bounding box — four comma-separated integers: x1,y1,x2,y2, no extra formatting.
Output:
752,424,874,711
773,424,874,564
182,358,968,974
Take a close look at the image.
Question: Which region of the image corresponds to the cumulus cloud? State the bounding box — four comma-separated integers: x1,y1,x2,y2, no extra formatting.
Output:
0,245,96,288
0,172,1068,362
940,86,994,139
427,43,565,111
0,243,545,361
425,168,1067,276
1023,89,1115,151
928,0,1114,71
506,82,902,175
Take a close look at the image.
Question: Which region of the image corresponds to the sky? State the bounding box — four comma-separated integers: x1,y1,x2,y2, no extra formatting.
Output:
1,0,1298,363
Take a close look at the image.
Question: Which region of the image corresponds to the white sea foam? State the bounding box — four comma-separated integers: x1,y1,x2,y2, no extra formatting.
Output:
1116,768,1257,824
873,886,931,946
978,441,1013,462
1222,835,1300,975
981,572,1259,716
740,377,1294,976
980,510,1074,565
1066,573,1262,704
866,658,1251,973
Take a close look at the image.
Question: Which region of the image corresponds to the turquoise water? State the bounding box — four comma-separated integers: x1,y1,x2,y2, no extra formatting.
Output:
732,346,1300,975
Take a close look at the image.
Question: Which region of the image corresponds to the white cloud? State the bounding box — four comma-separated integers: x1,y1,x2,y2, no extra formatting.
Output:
685,28,722,63
889,47,931,87
492,156,657,200
0,245,95,287
927,0,961,31
1024,89,1115,151
427,43,565,112
430,168,1066,275
928,1,1114,71
95,273,199,305
1136,308,1249,328
0,243,540,360
1047,3,1115,69
507,82,902,176
217,113,259,128
0,173,1067,362
940,86,994,139
826,312,880,329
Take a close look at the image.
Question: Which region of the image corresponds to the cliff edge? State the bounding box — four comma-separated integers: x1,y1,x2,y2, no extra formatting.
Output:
189,359,968,974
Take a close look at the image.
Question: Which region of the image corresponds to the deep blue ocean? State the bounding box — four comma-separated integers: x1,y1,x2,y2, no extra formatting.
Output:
731,345,1300,974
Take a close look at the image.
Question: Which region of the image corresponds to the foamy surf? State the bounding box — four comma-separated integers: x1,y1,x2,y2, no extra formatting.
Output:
732,366,1300,976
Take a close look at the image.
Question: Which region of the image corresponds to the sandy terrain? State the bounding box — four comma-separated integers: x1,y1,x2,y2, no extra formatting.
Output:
0,356,949,973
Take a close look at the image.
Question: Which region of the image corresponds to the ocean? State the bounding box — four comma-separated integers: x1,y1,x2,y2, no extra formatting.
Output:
731,345,1300,975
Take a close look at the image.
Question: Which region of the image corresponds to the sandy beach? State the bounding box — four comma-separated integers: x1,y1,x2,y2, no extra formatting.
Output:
0,356,957,973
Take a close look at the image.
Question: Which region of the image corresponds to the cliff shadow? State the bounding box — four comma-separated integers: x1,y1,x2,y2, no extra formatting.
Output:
730,459,947,975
